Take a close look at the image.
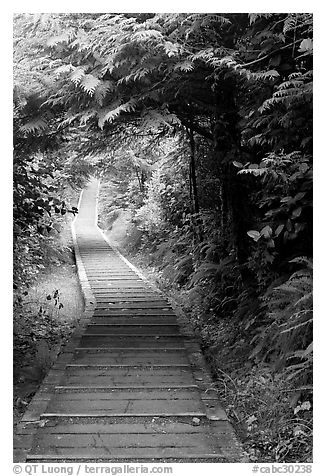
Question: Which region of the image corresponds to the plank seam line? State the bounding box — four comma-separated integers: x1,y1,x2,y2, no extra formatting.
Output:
54,385,199,390
41,412,207,418
26,455,230,461
65,364,191,368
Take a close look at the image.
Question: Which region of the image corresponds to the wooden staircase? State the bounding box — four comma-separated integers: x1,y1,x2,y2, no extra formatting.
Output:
14,179,243,462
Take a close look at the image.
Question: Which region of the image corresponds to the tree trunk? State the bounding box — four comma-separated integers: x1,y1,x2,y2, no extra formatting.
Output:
189,123,200,215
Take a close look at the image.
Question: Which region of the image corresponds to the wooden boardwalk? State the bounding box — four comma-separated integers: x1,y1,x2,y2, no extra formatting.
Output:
14,179,244,462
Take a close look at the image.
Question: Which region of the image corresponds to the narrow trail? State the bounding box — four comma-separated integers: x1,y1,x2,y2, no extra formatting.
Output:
14,179,243,462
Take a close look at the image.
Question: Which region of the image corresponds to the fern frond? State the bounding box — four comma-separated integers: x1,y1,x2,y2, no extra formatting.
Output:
80,74,101,95
47,29,76,47
97,98,138,128
117,67,153,85
94,80,115,106
70,67,86,85
189,48,214,62
280,317,313,334
174,60,194,72
20,117,47,134
248,13,273,25
250,70,280,80
164,41,183,57
132,29,163,42
277,79,304,90
283,14,297,34
80,109,97,125
54,63,74,77
289,257,312,268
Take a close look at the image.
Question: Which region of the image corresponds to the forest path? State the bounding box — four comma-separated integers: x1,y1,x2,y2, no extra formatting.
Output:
14,179,243,462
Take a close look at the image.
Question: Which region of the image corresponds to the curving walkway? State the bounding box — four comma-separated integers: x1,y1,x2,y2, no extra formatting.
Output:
14,179,243,462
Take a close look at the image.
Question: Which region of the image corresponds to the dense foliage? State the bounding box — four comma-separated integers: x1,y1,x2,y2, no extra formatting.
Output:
13,13,312,461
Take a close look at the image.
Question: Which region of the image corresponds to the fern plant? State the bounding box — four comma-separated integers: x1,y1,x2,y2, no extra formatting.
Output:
251,257,312,396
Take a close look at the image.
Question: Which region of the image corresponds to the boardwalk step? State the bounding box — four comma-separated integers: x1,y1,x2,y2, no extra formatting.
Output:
86,323,179,327
65,364,191,368
93,309,175,316
27,419,231,460
75,347,186,351
55,385,200,391
41,412,207,418
94,303,172,309
27,453,227,461
79,336,185,346
60,367,196,387
89,317,178,325
70,351,190,366
85,324,179,333
89,297,166,302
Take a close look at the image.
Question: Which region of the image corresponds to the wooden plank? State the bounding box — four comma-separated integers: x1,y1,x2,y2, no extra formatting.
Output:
91,288,150,292
78,337,185,348
93,309,175,316
45,399,206,414
89,278,140,281
29,421,209,434
89,317,178,325
70,352,189,366
85,323,179,327
80,333,184,339
75,347,186,351
31,433,219,450
88,270,135,274
86,270,138,273
50,389,201,400
92,291,160,296
61,374,195,386
82,329,181,339
27,451,226,460
94,302,172,309
90,297,168,303
64,367,194,377
93,296,162,301
55,385,199,391
66,364,190,368
73,348,185,354
90,283,148,288
88,275,145,278
41,412,206,419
